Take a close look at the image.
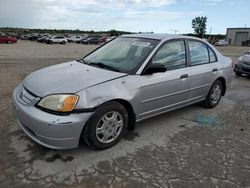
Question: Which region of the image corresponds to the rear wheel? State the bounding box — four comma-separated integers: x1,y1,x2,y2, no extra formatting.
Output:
7,40,12,44
203,80,223,108
61,41,66,44
83,102,128,149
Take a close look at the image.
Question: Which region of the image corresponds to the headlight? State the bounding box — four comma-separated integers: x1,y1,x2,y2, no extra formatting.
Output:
37,94,79,112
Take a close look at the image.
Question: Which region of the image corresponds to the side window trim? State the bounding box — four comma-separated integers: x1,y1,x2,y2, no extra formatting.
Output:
148,39,188,71
184,39,191,67
207,46,211,63
208,46,218,63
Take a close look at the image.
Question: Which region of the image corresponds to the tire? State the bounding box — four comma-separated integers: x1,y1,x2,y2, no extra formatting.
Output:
83,101,128,150
61,41,66,44
202,80,223,108
7,40,12,44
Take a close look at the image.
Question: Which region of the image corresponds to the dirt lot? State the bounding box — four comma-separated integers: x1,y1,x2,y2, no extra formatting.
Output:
0,41,250,188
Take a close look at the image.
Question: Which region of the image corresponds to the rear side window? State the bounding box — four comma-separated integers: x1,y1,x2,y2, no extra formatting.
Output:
208,47,217,62
188,41,209,66
152,40,186,70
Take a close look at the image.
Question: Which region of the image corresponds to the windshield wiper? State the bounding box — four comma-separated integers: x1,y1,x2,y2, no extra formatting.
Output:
87,62,121,72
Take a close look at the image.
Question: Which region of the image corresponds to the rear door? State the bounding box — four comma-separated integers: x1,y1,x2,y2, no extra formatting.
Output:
187,40,220,100
137,39,191,119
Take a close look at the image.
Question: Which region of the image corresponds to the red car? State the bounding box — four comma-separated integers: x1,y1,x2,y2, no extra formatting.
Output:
0,34,17,44
99,36,107,44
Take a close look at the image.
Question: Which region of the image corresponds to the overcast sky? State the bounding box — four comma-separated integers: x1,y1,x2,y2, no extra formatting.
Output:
0,0,249,34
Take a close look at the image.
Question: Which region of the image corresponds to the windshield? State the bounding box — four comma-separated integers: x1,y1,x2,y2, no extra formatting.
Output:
83,37,158,73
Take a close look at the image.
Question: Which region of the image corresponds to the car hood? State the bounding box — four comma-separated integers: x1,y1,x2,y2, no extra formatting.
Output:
239,55,250,63
23,61,127,97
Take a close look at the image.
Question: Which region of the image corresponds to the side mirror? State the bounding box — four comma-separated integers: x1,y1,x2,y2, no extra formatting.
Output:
142,63,167,75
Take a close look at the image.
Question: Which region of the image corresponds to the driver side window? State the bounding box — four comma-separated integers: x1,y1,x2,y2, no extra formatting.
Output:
152,40,186,70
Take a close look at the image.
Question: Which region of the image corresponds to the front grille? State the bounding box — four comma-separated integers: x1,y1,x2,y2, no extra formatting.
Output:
18,85,36,105
244,62,250,66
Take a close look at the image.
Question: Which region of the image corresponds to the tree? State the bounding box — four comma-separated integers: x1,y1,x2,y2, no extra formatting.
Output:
192,16,207,38
108,29,119,36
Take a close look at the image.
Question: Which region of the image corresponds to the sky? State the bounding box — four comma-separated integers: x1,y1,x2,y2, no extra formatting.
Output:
0,0,249,34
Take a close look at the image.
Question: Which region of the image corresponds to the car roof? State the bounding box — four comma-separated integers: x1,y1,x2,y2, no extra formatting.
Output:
121,33,202,41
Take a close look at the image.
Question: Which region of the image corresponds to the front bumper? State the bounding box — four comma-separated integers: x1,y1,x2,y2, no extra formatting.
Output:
234,63,250,75
12,86,93,150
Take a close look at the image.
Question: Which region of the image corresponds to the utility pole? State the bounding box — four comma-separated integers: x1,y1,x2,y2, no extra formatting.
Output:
169,29,179,34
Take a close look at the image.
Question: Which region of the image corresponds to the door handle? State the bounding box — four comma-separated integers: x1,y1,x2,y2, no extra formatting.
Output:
180,74,189,79
212,68,218,72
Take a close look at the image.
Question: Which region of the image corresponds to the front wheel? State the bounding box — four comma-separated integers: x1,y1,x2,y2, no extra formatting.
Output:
202,80,223,108
83,102,128,149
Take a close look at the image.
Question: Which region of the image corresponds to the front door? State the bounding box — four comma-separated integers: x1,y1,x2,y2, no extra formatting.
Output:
136,40,191,120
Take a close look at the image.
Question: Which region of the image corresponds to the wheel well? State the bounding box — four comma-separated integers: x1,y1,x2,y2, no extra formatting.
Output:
111,99,136,131
217,77,226,96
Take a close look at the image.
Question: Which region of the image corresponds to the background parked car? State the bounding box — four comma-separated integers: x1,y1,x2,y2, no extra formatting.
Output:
68,36,83,43
81,37,100,44
47,36,67,44
20,35,30,40
99,36,107,44
234,51,250,76
37,35,51,43
5,32,19,39
44,36,52,43
0,33,17,44
215,39,228,46
28,34,42,41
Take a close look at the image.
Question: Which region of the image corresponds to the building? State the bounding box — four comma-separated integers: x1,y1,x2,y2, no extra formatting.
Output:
226,28,250,46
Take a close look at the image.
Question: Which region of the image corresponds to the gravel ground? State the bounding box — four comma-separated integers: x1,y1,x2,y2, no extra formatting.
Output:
0,41,250,188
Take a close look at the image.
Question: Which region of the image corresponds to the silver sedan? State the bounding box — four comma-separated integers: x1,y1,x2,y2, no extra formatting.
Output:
234,51,250,76
12,34,233,150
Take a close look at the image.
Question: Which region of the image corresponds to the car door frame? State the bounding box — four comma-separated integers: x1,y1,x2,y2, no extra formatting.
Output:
186,39,220,100
134,38,193,120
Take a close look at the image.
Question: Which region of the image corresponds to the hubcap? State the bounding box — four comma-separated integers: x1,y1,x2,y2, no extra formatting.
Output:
210,84,221,104
96,111,123,144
